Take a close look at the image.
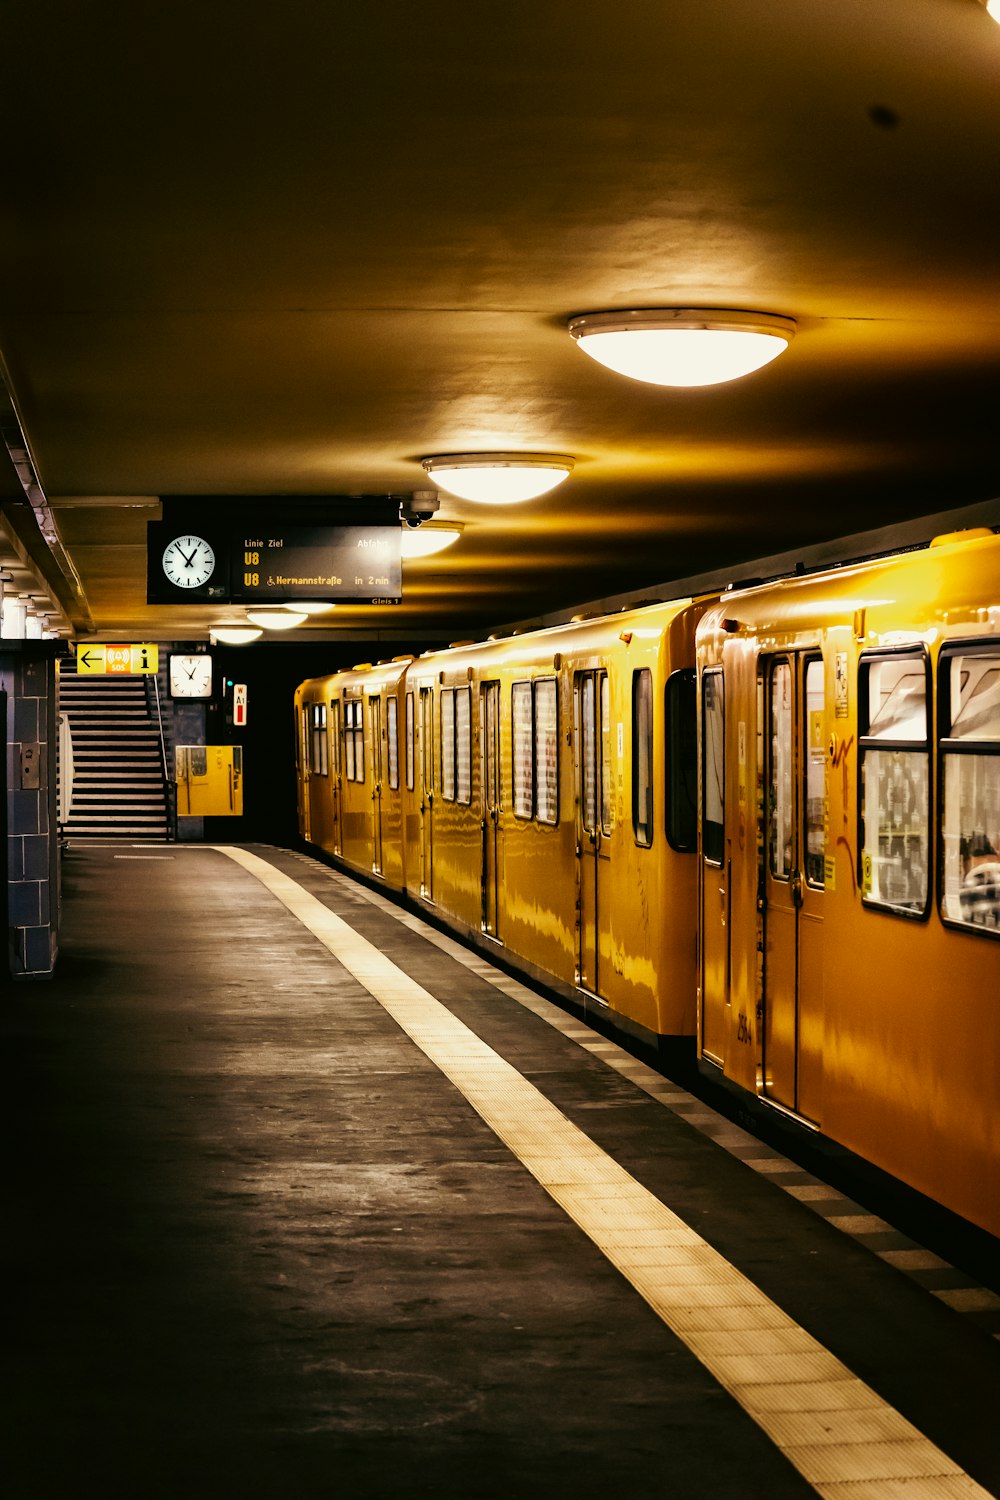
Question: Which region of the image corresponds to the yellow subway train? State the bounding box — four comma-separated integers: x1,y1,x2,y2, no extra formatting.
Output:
295,528,1000,1239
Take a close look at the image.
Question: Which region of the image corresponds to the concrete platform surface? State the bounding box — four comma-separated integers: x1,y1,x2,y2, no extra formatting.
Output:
1,843,997,1500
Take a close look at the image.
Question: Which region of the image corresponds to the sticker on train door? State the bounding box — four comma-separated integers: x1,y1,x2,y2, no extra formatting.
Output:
835,653,849,718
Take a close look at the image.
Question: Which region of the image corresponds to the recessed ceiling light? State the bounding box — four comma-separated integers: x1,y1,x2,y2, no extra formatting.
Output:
568,309,796,386
400,524,463,559
422,453,574,504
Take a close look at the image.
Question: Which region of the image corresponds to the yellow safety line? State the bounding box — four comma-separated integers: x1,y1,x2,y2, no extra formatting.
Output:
215,846,993,1500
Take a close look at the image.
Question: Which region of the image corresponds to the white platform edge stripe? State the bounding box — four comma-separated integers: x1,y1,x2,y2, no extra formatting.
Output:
215,847,991,1500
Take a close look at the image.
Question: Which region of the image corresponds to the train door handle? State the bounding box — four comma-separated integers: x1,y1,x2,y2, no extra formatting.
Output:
791,870,804,908
718,884,727,924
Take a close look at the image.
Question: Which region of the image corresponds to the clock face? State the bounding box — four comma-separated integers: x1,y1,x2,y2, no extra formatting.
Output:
169,653,213,699
162,534,216,590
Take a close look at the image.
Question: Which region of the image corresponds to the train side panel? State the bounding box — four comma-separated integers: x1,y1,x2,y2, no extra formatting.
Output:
697,531,1000,1236
294,676,342,857
399,600,709,1044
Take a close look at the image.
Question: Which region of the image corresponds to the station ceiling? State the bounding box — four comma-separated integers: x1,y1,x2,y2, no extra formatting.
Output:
2,0,999,645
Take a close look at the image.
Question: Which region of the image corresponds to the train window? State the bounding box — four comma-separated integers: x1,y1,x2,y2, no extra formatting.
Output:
939,644,1000,935
535,679,558,825
859,652,929,917
702,670,725,865
330,701,342,776
769,661,793,880
309,703,328,776
344,697,365,783
601,674,613,835
665,669,697,853
456,687,472,805
512,681,533,818
387,696,399,790
580,675,597,833
804,658,826,888
441,689,456,801
405,692,415,790
632,669,653,847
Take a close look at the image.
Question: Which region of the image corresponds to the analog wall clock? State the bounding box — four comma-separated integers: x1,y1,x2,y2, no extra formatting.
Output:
162,534,216,590
169,653,214,699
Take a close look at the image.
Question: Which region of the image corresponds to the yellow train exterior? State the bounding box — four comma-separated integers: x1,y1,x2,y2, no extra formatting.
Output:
697,528,999,1238
295,597,710,1050
295,529,1000,1240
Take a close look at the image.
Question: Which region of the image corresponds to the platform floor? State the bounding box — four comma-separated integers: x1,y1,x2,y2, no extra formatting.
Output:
2,843,998,1499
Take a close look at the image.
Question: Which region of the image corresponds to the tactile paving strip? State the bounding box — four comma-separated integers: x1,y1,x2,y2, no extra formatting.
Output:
219,845,994,1500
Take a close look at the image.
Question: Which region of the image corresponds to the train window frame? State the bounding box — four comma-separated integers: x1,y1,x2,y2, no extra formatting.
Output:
768,658,794,882
857,647,931,921
309,702,328,776
344,696,365,784
441,688,456,801
534,678,558,826
512,680,533,819
330,700,342,777
701,668,725,866
665,669,697,853
803,655,826,891
456,686,472,806
387,695,399,791
937,639,1000,939
632,668,654,847
511,678,559,824
405,691,415,790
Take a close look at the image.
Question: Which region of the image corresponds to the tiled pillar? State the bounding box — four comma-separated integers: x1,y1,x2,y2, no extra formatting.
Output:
2,642,59,979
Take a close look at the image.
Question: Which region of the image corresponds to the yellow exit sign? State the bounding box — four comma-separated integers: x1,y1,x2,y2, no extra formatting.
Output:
77,644,160,675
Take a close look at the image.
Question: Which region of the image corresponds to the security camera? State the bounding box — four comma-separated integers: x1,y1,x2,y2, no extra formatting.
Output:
401,490,441,528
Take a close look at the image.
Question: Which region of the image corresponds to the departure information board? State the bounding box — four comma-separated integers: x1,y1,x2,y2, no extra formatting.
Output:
147,509,402,605
231,526,401,604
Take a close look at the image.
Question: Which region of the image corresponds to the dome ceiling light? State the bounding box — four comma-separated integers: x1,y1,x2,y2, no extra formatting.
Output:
400,523,463,559
210,624,263,645
245,608,308,630
294,601,338,614
568,309,796,387
422,453,575,504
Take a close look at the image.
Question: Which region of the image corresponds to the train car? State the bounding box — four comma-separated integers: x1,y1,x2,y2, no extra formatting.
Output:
295,657,411,887
297,596,712,1054
696,527,1000,1238
294,673,340,854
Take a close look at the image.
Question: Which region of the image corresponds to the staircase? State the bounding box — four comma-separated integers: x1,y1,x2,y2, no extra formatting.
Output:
58,660,171,839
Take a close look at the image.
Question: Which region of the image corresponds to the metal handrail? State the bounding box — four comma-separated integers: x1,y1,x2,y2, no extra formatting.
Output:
148,671,176,841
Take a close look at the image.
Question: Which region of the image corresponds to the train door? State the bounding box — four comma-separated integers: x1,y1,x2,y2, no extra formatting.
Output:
699,668,729,1064
299,704,312,841
481,680,502,937
419,686,434,898
370,695,384,875
575,670,611,993
329,700,343,855
761,654,825,1121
